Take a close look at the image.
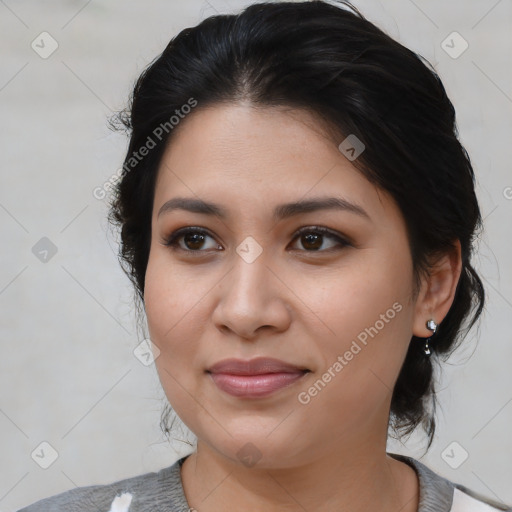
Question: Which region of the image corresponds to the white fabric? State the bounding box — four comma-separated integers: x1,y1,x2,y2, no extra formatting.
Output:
107,492,133,512
451,488,503,512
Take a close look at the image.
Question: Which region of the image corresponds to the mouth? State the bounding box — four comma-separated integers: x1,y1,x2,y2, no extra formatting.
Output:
206,357,311,398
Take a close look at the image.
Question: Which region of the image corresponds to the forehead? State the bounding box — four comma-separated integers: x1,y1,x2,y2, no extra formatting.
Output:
152,103,396,225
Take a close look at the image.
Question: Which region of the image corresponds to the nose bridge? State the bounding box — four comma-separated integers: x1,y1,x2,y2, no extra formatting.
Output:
229,237,273,302
212,236,291,338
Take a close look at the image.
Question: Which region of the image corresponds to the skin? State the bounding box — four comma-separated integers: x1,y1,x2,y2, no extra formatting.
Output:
144,103,462,512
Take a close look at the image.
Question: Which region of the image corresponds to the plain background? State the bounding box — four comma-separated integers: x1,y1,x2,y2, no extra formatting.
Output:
1,0,511,510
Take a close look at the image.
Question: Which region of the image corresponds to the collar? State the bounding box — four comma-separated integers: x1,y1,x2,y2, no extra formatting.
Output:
388,452,455,511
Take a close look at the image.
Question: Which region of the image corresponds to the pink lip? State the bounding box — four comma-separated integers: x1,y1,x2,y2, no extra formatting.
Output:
207,357,309,398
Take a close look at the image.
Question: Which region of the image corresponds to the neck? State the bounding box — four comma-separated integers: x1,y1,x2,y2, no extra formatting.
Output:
180,436,418,512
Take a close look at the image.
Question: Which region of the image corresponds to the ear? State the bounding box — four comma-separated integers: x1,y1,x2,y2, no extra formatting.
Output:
412,240,462,338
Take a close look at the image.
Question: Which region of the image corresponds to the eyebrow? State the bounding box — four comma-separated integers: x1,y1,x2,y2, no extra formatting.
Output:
157,196,370,222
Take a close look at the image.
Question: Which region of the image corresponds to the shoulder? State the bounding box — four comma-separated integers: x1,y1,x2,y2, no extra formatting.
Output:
16,457,190,512
388,452,512,512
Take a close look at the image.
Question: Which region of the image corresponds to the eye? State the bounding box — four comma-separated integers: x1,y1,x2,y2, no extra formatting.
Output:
289,226,350,252
161,227,221,254
161,226,350,254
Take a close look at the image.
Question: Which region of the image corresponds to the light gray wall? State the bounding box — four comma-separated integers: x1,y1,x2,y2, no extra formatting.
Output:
1,1,510,510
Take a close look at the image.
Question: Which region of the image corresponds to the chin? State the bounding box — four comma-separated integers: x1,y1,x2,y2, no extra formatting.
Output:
197,425,312,470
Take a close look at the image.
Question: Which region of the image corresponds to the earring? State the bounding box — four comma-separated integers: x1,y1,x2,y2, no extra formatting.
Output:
424,319,437,356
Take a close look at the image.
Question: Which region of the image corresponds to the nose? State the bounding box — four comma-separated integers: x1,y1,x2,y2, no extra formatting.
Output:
211,249,292,340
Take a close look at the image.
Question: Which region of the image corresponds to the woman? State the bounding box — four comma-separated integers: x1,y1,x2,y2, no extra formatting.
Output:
18,1,511,511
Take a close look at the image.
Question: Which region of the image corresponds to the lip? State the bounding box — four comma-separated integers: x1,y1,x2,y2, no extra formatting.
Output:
207,357,308,375
206,357,310,398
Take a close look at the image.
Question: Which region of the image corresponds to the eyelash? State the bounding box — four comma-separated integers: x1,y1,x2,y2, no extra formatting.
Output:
161,226,351,256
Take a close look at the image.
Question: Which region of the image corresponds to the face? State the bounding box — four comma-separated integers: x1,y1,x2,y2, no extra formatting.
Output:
144,103,421,468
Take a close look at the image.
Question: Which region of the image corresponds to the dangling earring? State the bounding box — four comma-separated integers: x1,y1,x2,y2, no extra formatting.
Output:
424,319,437,356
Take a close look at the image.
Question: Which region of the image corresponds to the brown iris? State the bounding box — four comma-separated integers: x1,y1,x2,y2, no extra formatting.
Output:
183,232,206,250
301,233,322,250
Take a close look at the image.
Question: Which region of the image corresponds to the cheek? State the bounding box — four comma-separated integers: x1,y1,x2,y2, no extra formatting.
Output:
303,251,415,401
144,256,206,418
144,249,202,337
313,251,412,342
144,253,202,365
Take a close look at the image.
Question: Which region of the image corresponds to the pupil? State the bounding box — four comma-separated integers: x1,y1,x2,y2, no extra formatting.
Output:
303,233,321,250
185,233,204,249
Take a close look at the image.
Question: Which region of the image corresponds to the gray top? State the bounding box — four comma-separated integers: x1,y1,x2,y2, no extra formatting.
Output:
17,452,512,512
